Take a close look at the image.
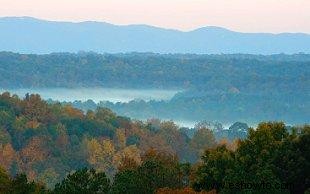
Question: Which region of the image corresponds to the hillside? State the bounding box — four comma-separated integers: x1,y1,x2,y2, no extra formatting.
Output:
1,52,309,124
0,52,309,90
0,92,215,186
0,92,309,193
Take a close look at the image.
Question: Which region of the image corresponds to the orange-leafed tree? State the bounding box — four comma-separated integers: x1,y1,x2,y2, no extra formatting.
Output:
0,143,16,170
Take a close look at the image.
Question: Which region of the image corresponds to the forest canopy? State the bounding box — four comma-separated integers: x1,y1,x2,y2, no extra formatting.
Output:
0,52,309,90
1,52,309,124
0,92,309,193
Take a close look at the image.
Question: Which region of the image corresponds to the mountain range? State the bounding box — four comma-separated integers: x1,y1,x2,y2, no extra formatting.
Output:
0,16,309,54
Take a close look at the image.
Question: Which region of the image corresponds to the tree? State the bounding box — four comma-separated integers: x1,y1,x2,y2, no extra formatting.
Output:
85,138,116,174
190,127,216,161
62,105,84,119
273,125,310,194
0,126,12,144
195,121,223,133
138,149,185,192
11,173,47,194
0,143,16,170
53,168,110,194
110,169,147,194
38,168,59,189
158,121,189,159
117,156,139,172
114,128,126,150
0,167,11,193
222,122,289,194
95,107,117,124
192,145,234,192
192,122,304,194
116,145,141,171
19,137,50,175
112,149,189,194
21,94,51,124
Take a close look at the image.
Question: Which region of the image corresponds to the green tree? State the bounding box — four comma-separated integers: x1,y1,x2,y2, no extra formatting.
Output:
0,167,11,193
273,125,310,194
192,122,304,194
11,173,47,194
111,149,188,194
223,122,289,194
192,145,234,192
110,169,147,194
53,168,110,194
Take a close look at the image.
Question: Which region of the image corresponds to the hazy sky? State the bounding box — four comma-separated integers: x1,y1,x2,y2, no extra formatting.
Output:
1,0,310,33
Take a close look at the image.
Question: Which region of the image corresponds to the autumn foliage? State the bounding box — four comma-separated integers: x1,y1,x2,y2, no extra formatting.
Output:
0,92,215,188
0,92,309,193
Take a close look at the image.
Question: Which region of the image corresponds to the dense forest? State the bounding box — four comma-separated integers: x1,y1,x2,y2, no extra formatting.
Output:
1,52,309,90
66,92,309,125
0,92,309,193
1,52,309,124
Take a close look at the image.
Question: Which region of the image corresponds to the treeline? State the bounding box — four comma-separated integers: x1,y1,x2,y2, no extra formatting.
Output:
1,150,209,194
0,52,309,91
1,52,309,124
1,120,309,193
67,92,309,125
54,99,251,141
0,92,309,193
0,92,223,188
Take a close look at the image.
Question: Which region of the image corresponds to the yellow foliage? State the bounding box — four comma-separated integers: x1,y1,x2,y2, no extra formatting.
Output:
63,105,84,118
115,145,141,170
85,138,116,172
123,145,141,164
101,139,115,156
26,120,40,129
86,138,102,165
114,128,126,150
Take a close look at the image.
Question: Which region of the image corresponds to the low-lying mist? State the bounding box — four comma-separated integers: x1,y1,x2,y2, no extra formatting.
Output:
0,88,180,103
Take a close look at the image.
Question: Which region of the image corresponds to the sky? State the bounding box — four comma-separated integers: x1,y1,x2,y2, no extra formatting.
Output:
0,0,310,33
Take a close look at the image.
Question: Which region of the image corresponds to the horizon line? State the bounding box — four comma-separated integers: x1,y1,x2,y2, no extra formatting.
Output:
1,50,309,56
1,15,310,35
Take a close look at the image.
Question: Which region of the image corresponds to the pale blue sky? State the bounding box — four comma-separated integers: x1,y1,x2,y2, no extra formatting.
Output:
1,0,309,33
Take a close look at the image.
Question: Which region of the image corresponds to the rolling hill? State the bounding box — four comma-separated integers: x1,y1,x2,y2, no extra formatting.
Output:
0,16,309,54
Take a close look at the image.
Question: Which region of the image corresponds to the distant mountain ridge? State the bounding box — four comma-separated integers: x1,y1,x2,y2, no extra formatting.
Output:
0,16,309,54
